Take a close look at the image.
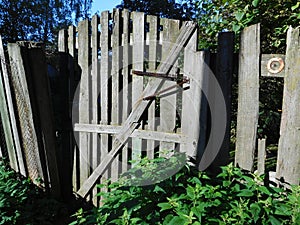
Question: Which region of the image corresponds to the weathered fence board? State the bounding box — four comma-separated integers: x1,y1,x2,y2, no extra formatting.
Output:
146,15,158,159
159,18,180,155
276,27,300,185
235,24,260,171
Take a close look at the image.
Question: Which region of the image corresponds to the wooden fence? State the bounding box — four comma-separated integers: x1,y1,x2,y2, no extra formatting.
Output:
0,9,299,204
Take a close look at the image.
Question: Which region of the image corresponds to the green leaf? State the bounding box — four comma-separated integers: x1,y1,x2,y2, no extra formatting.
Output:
154,185,166,194
235,11,245,21
269,215,282,225
292,2,300,11
252,0,260,7
258,186,271,195
187,186,195,199
232,24,241,33
250,203,261,223
168,216,186,225
237,189,254,197
157,202,172,211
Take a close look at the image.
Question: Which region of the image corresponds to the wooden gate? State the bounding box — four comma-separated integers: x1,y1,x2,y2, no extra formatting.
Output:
58,9,217,201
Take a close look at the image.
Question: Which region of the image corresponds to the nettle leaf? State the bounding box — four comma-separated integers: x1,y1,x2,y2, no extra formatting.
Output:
153,185,166,194
235,11,245,21
269,215,282,225
168,216,186,225
237,189,254,197
250,203,261,223
157,202,172,211
252,0,260,7
187,185,196,199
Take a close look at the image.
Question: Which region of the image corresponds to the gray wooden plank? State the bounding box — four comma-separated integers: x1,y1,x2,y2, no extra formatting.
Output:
8,43,44,182
0,55,18,171
159,18,180,155
146,15,158,159
111,9,121,182
100,10,110,197
91,14,100,204
235,24,260,171
261,54,285,77
276,27,300,185
74,123,186,143
257,138,266,175
181,32,202,158
78,19,91,187
0,36,25,174
132,11,145,164
77,21,197,197
121,9,130,173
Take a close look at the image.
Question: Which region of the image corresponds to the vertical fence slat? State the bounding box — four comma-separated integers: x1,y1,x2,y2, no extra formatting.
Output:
132,11,145,163
100,11,110,193
277,27,300,185
8,43,44,181
181,32,203,158
121,9,130,173
208,32,234,172
111,9,121,181
91,15,100,203
159,19,180,155
235,24,260,171
146,15,158,159
0,37,25,175
257,138,266,175
78,20,91,187
0,37,20,172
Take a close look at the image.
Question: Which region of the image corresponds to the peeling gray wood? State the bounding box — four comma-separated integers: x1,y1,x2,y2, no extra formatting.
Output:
78,19,91,187
74,123,186,143
257,138,266,175
0,36,24,174
277,27,300,185
235,24,260,171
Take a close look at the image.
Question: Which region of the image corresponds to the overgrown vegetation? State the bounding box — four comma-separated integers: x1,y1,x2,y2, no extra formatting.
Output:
0,159,73,225
70,154,300,225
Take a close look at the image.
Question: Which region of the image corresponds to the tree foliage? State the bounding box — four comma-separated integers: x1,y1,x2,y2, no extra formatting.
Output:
0,0,92,45
117,0,196,20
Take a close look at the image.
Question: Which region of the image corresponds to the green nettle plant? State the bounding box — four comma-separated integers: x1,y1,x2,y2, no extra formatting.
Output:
0,160,63,225
70,154,300,225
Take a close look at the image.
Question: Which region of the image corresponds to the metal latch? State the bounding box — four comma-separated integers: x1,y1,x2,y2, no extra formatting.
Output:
132,70,190,100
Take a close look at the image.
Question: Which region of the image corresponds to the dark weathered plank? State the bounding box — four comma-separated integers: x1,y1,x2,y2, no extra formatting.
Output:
77,21,197,197
208,32,234,172
235,24,260,171
277,27,300,185
0,36,21,172
8,43,44,182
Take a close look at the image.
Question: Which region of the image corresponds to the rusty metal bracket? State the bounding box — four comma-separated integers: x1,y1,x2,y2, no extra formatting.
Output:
132,70,189,82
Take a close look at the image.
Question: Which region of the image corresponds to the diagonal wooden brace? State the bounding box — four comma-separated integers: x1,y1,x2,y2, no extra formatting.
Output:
77,21,197,197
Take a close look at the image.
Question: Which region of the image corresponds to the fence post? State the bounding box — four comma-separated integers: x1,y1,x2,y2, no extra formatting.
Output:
276,27,300,185
235,24,260,171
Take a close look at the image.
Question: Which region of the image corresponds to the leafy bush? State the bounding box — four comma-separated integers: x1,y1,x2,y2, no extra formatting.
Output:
70,155,300,225
0,159,65,225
